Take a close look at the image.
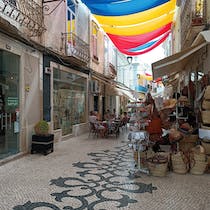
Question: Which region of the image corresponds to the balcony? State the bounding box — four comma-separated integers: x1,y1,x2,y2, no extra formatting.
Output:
0,0,45,37
180,0,207,48
61,32,90,66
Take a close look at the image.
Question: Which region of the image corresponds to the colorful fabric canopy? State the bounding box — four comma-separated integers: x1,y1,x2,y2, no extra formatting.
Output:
94,0,176,26
101,12,174,36
81,0,176,56
81,0,169,16
107,23,172,50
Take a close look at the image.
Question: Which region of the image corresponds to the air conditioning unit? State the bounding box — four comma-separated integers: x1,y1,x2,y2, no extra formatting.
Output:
90,80,100,93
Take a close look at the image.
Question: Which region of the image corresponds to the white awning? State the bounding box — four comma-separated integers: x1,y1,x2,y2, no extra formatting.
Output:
192,30,210,46
152,42,207,79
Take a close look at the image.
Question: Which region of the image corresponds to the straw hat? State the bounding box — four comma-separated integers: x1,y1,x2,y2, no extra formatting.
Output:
162,99,177,110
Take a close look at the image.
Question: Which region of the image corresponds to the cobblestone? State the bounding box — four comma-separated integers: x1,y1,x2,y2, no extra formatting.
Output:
0,132,209,210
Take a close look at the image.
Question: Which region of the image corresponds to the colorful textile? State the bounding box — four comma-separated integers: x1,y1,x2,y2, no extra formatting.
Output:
117,31,170,55
101,12,174,36
81,0,176,55
108,23,171,50
94,0,176,26
81,0,169,16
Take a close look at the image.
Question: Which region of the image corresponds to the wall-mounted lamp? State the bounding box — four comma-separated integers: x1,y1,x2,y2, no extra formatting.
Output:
127,56,133,65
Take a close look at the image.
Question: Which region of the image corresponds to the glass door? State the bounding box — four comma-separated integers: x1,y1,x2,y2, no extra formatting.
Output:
0,50,20,159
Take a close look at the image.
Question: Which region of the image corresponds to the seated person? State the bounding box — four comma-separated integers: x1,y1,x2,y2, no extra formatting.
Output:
104,109,112,121
89,111,107,137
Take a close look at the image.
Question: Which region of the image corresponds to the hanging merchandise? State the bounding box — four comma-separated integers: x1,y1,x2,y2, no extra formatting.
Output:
81,0,176,55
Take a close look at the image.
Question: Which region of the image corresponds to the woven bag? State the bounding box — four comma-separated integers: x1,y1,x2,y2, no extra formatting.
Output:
204,86,210,100
202,100,210,110
201,124,210,130
201,110,210,124
201,139,210,155
147,154,168,177
190,152,207,175
171,152,189,174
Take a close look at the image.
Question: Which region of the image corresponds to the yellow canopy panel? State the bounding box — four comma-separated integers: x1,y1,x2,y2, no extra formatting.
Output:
101,12,175,36
94,0,176,26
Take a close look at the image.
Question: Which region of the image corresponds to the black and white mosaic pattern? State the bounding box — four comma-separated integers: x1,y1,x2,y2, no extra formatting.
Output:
13,145,157,210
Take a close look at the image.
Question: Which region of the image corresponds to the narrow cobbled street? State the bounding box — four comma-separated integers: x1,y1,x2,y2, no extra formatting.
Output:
0,131,209,210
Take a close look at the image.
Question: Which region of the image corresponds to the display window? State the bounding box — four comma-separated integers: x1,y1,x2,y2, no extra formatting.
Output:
53,68,87,135
0,50,20,159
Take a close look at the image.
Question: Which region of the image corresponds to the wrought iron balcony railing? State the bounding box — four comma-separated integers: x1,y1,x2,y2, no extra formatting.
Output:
0,0,45,36
61,32,90,65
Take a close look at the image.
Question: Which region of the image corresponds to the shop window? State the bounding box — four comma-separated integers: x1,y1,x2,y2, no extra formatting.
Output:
0,50,20,159
53,68,87,135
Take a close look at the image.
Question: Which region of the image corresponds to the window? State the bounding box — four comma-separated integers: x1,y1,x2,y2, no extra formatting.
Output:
53,68,87,135
92,21,99,60
67,0,76,44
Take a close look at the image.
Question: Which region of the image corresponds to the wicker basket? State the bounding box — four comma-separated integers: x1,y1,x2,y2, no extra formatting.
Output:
147,155,168,177
201,139,210,155
147,161,168,177
204,86,210,100
202,100,210,110
171,152,189,174
207,155,210,168
201,111,210,124
190,153,206,162
190,152,207,175
190,161,208,175
201,124,210,130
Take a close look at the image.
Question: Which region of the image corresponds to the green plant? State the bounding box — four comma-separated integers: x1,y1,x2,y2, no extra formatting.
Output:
34,120,49,136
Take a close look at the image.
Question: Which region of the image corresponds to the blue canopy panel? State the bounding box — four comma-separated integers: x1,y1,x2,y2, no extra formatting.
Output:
129,40,157,52
81,0,169,16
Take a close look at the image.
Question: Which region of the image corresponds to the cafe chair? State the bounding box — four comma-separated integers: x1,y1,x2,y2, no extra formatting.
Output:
88,122,100,138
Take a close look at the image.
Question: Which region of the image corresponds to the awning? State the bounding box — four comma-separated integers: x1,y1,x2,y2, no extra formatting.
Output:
192,30,210,46
91,71,142,101
152,42,207,79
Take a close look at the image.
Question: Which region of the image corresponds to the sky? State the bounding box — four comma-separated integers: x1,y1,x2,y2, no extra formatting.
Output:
137,44,166,75
139,44,165,66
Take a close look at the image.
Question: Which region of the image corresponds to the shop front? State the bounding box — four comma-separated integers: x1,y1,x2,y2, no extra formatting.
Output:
0,32,43,161
0,50,20,159
50,62,88,137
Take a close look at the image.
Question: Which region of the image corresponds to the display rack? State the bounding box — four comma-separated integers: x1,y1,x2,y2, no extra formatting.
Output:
128,131,150,175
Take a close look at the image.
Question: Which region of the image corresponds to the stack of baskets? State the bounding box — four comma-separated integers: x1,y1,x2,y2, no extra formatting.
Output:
201,86,210,130
147,153,169,177
190,146,208,175
200,139,210,172
171,152,189,174
201,85,210,172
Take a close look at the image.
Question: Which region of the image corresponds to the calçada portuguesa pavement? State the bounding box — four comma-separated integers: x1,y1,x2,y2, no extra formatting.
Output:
0,131,210,210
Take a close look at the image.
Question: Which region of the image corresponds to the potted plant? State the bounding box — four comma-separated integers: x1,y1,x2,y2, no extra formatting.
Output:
31,120,54,155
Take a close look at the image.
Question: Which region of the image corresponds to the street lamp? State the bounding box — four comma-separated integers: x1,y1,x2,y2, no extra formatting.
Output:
127,56,133,65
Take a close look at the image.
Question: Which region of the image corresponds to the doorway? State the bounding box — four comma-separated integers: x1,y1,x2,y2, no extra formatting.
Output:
0,50,20,159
